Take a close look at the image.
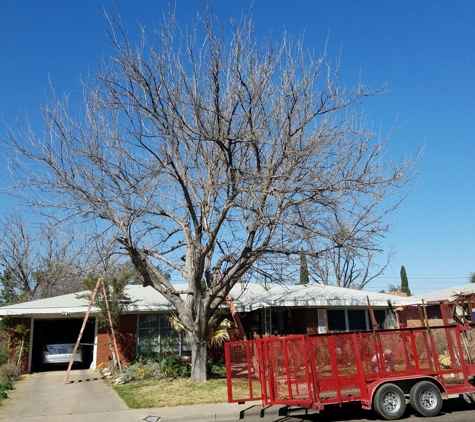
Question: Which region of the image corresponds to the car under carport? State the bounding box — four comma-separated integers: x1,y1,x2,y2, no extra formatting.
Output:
31,317,95,372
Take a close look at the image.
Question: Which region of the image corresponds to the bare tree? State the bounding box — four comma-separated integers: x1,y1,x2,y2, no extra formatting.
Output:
0,212,90,301
310,246,394,289
3,10,419,381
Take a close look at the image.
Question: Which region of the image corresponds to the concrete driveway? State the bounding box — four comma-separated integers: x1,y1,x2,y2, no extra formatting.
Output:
0,369,130,421
0,369,281,422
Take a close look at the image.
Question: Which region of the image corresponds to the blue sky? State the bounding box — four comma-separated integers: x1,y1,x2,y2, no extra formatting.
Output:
1,1,474,295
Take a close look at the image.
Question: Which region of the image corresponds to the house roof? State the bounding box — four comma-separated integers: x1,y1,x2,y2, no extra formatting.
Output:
412,283,475,302
231,283,420,312
0,282,420,318
0,284,181,317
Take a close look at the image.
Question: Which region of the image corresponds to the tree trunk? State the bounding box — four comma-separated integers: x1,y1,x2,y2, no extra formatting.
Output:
187,313,208,382
190,337,208,382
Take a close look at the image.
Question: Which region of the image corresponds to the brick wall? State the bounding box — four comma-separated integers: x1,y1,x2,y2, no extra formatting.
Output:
95,314,137,367
6,317,31,373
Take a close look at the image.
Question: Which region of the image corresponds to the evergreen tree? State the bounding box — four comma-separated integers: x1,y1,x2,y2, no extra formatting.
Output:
300,250,309,284
400,265,411,296
0,267,20,305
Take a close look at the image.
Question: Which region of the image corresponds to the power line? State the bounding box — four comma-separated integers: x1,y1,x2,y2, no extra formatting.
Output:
377,276,468,280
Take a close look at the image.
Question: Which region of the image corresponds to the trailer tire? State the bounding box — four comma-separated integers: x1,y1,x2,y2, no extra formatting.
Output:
373,383,406,420
409,380,443,417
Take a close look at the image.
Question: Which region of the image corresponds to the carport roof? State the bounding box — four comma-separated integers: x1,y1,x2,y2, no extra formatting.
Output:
0,284,178,317
0,282,421,317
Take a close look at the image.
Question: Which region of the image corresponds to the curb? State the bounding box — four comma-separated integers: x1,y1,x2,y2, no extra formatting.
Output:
134,402,286,422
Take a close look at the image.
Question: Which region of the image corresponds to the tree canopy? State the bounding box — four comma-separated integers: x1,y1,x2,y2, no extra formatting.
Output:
3,9,419,380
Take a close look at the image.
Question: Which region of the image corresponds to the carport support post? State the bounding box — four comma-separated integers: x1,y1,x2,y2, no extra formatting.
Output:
63,277,102,385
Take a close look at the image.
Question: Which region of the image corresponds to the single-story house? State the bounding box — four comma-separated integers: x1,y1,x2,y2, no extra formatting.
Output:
412,283,475,302
398,283,475,328
0,282,420,373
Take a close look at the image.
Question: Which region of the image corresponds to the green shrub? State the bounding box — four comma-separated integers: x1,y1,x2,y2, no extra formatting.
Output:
0,336,8,367
207,360,225,377
119,361,162,383
0,375,14,403
161,355,190,377
0,378,13,391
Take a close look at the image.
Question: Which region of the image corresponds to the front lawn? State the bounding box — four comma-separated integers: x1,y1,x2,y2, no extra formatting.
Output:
113,377,228,408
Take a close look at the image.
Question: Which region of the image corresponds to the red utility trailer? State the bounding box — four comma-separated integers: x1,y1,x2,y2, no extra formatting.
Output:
225,298,475,420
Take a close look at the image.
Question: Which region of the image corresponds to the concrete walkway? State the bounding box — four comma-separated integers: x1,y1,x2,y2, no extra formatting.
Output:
0,370,283,421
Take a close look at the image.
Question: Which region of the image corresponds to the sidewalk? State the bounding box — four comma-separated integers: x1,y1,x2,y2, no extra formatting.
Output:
0,370,286,422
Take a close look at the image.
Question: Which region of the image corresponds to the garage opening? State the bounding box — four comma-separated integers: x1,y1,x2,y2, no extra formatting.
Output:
32,318,95,372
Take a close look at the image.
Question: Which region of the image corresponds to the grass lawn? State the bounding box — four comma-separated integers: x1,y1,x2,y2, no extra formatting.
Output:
113,377,229,408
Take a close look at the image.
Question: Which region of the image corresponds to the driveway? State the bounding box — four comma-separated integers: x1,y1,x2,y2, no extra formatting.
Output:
0,369,129,421
0,369,280,421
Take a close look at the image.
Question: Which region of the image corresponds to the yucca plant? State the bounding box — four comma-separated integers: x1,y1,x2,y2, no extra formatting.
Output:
169,313,232,348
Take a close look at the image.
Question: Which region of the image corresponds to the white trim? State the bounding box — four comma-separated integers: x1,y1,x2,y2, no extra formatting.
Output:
91,318,98,370
317,309,327,333
365,310,370,331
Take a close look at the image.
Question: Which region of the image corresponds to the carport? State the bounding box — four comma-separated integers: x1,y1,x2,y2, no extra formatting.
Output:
0,291,101,373
31,317,96,372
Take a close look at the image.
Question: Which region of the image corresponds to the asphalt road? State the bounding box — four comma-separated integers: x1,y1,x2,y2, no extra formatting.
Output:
227,396,475,422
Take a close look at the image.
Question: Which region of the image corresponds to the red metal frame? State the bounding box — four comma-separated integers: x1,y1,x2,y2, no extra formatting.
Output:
226,306,475,412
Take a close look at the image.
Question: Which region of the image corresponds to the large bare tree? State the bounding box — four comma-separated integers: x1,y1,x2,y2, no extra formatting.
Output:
0,212,90,301
3,10,419,381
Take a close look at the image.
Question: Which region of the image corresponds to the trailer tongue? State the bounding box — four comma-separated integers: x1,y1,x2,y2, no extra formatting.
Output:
225,297,475,420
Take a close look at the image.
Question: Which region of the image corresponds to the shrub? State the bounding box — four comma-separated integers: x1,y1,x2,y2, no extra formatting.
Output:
0,371,15,403
0,363,21,380
0,335,8,366
161,355,190,377
207,360,225,377
0,378,13,391
119,361,162,383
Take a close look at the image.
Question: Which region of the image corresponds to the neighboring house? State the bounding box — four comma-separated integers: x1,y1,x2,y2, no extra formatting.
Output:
412,283,475,302
0,283,420,373
400,283,475,328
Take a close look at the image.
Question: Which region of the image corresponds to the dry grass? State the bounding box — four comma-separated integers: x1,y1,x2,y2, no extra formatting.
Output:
113,377,229,408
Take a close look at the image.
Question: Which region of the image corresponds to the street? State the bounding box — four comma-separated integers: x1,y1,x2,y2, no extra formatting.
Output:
223,396,475,422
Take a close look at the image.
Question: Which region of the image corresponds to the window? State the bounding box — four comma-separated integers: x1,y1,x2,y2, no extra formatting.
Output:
137,314,182,355
373,310,387,329
348,310,367,331
322,309,379,332
327,310,346,332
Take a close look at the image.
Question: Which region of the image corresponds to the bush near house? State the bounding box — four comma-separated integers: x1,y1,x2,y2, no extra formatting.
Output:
0,356,21,403
0,321,23,403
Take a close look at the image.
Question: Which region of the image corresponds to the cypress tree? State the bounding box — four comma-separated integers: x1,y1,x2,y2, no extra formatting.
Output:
400,265,411,296
300,250,309,284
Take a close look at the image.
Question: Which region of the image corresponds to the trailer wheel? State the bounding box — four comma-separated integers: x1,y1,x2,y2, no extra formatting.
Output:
373,383,406,420
409,380,443,417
